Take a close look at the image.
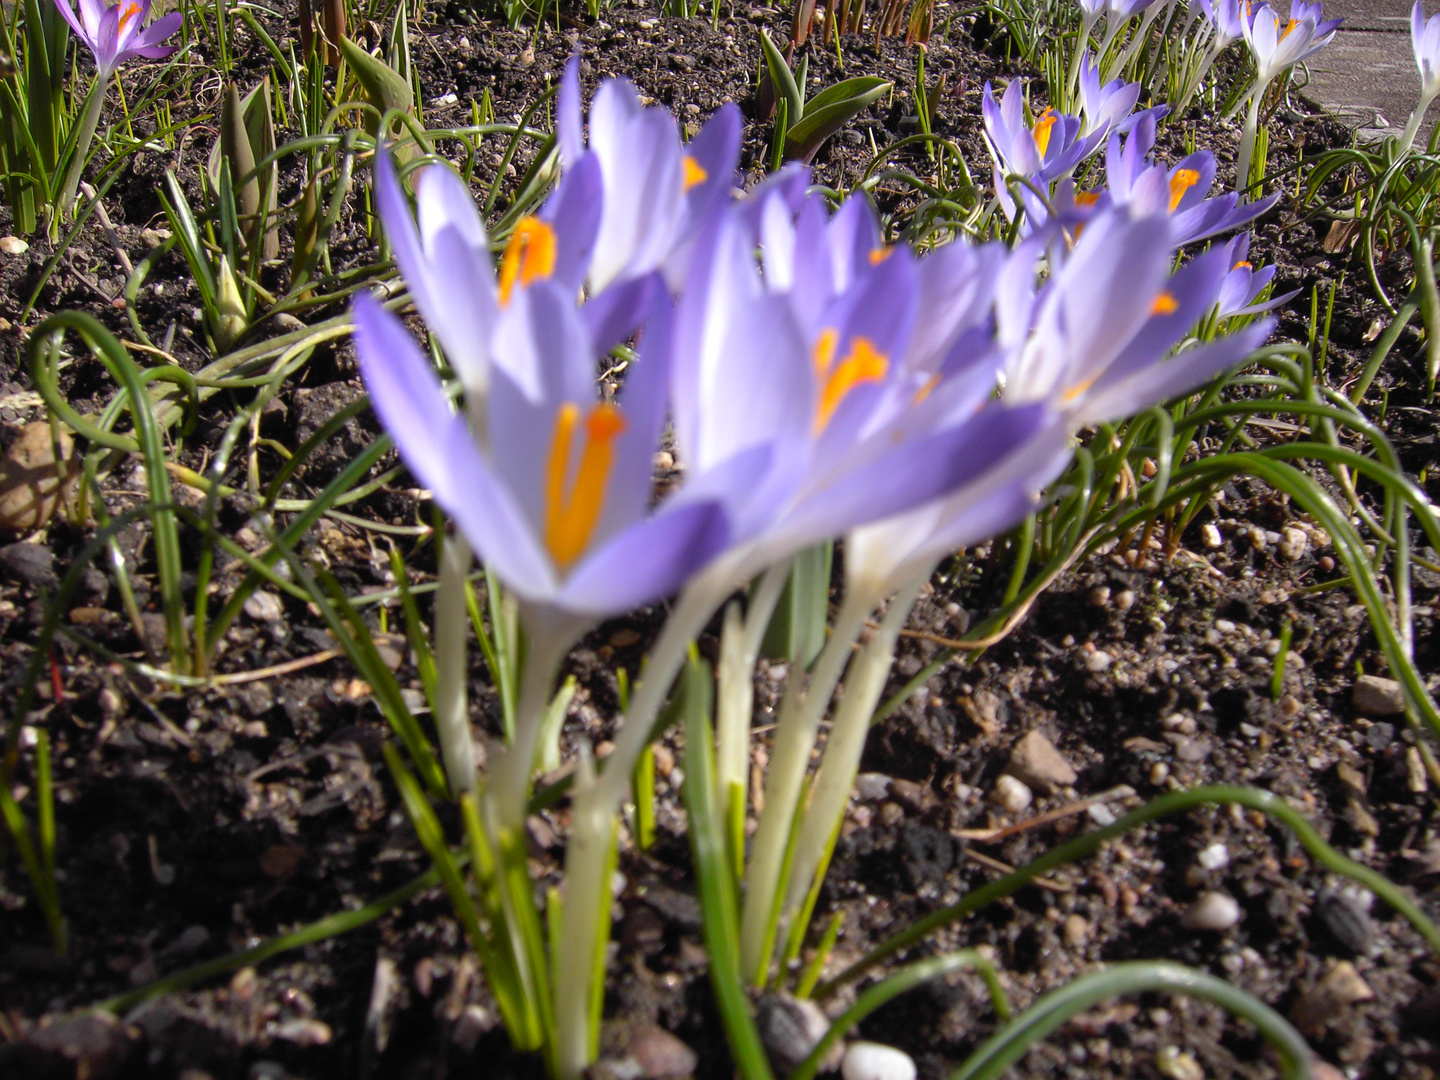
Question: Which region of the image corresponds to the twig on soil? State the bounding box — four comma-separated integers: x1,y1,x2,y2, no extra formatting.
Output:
954,785,1138,844
960,847,1071,892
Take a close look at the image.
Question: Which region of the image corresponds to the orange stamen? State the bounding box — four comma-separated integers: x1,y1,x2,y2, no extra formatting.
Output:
498,217,558,306
543,403,627,570
868,247,895,266
1152,292,1179,315
1168,168,1200,212
119,2,142,32
683,156,708,191
1032,109,1059,157
814,334,889,433
1232,260,1253,271
1075,190,1101,208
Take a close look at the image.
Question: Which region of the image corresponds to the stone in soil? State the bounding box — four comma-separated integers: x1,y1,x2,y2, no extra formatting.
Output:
842,1041,916,1080
1005,730,1077,793
1352,674,1405,716
1291,961,1375,1037
990,774,1033,814
1179,891,1242,931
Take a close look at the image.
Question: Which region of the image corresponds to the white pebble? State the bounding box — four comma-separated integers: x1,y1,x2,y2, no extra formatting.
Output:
1086,649,1114,672
1201,522,1223,548
843,1042,916,1080
1197,843,1230,871
1214,619,1236,633
1180,891,1241,931
990,774,1033,814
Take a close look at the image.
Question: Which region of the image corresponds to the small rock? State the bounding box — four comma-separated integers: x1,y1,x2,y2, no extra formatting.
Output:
1353,675,1404,716
1156,1046,1204,1080
243,590,283,622
1196,843,1229,871
756,994,841,1076
0,541,57,588
842,1041,916,1080
0,422,76,532
0,235,28,255
1316,890,1375,957
1290,961,1374,1036
1085,649,1113,673
1201,522,1223,548
1180,891,1241,931
877,801,904,827
1090,585,1111,607
1005,731,1077,793
887,778,929,813
1062,914,1089,947
990,774,1033,814
1166,734,1213,763
629,1024,699,1079
1277,527,1308,561
1113,589,1135,611
854,773,892,801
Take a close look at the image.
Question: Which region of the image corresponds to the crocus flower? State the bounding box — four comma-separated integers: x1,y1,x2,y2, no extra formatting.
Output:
354,284,728,619
1241,0,1342,89
983,81,1105,187
1077,52,1169,136
1200,0,1246,47
999,204,1274,426
1400,2,1440,152
371,147,606,420
1098,113,1279,244
1214,233,1299,318
52,0,181,78
557,56,741,292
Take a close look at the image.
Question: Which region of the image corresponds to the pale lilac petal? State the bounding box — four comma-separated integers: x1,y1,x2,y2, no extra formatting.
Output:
53,0,88,42
352,295,556,597
558,53,584,170
558,502,729,615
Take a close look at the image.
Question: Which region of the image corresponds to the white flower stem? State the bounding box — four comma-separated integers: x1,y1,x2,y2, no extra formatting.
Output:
1398,89,1439,157
1066,11,1102,102
488,606,580,833
552,557,743,1080
780,573,925,922
55,75,107,222
715,561,790,822
1234,84,1268,199
434,532,477,797
738,589,874,985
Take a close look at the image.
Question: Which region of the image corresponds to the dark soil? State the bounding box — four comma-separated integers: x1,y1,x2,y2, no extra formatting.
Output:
0,3,1437,1080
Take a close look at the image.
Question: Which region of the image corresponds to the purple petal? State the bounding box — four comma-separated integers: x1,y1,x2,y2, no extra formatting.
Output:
558,501,730,616
558,53,585,171
351,295,556,596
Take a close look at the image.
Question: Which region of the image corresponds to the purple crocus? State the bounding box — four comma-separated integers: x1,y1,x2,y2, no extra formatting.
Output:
557,56,741,292
1241,0,1342,88
1214,233,1299,318
52,0,181,78
1200,0,1246,47
1077,52,1169,137
1401,2,1440,151
1097,113,1279,244
371,146,605,418
999,204,1274,426
983,80,1105,187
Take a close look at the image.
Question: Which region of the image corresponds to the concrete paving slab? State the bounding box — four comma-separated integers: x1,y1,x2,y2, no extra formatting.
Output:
1293,0,1431,142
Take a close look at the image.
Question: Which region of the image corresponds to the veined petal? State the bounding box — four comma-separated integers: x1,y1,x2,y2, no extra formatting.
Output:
540,151,604,293
352,295,557,597
558,53,585,171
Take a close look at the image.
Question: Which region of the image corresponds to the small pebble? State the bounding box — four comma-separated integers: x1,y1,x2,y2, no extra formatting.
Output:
1062,914,1090,947
1278,526,1308,560
1316,890,1375,957
243,590,283,622
756,995,841,1076
1113,589,1135,611
0,236,28,255
1201,522,1223,548
1353,674,1405,717
842,1041,916,1080
854,773,892,801
1087,803,1116,826
1090,585,1111,607
1005,730,1077,793
1085,650,1113,673
990,774,1033,814
1196,843,1230,871
1180,891,1241,931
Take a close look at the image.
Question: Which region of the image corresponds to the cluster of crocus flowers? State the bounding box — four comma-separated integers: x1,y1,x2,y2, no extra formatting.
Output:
352,58,1282,1080
52,0,181,79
